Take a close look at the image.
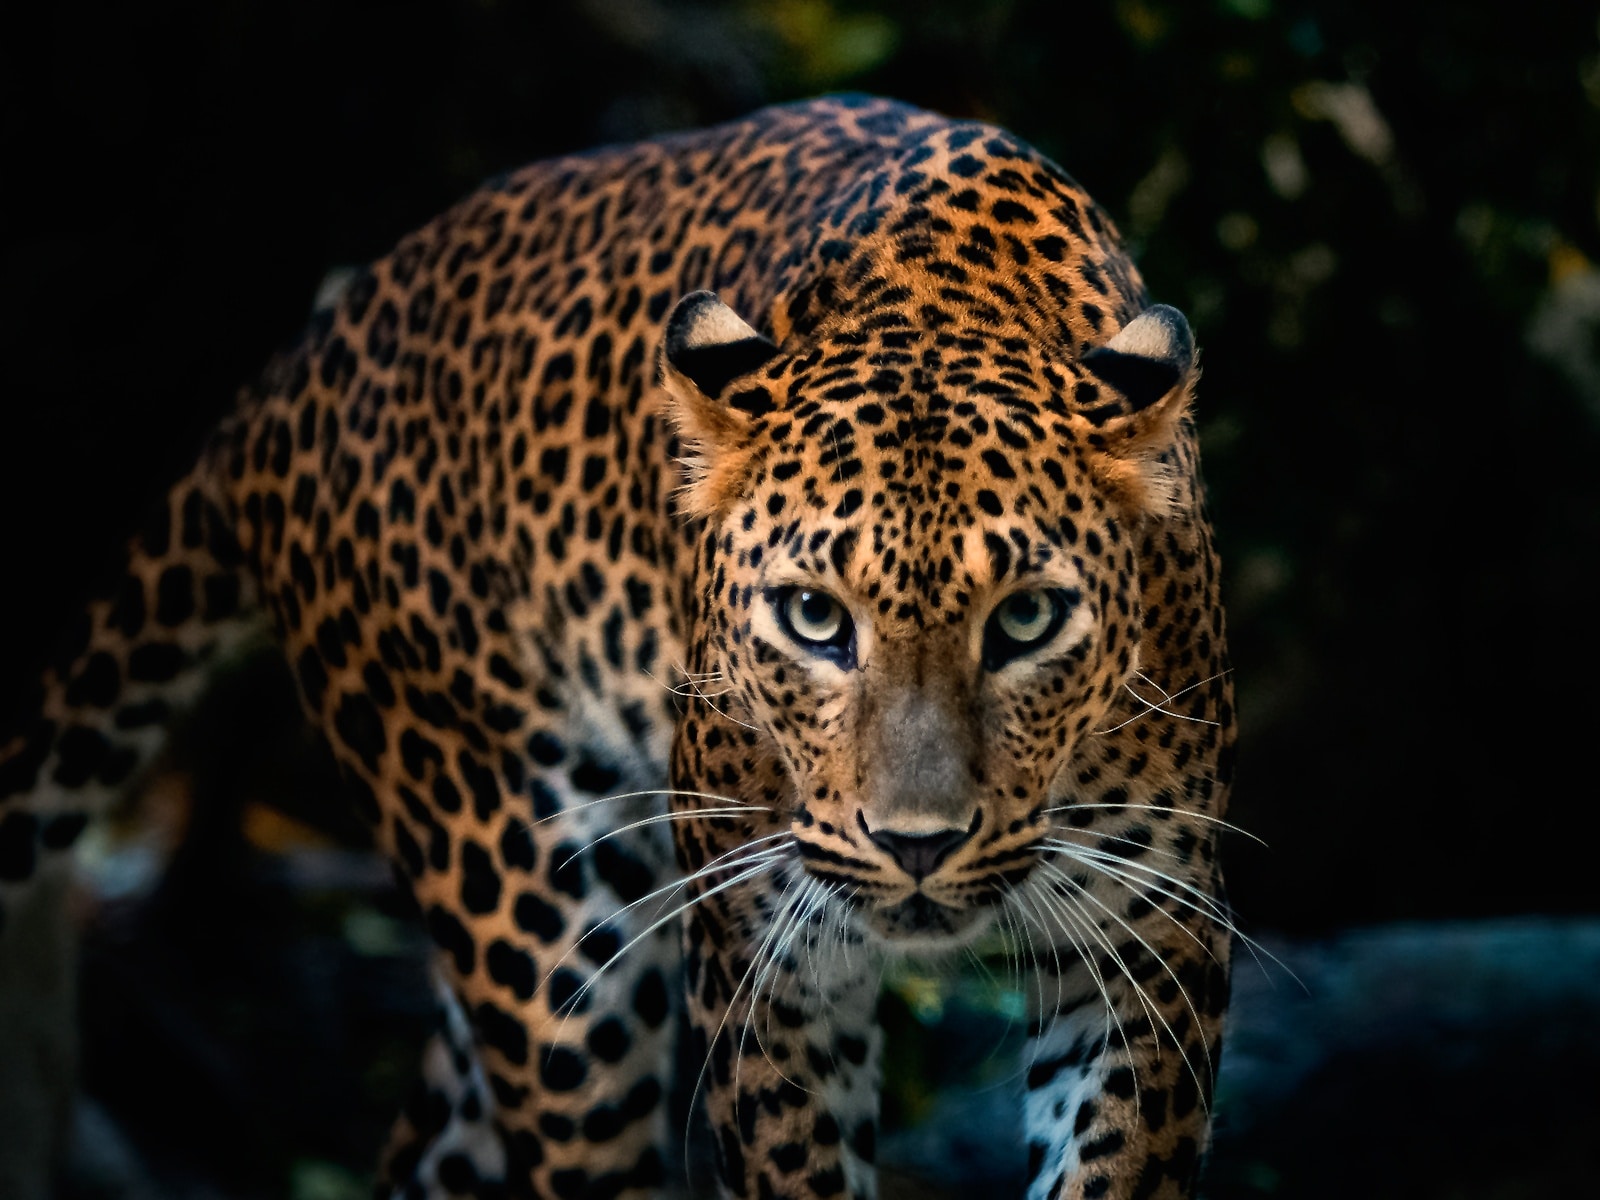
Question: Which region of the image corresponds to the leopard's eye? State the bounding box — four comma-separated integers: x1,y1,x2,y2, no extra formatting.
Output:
983,588,1077,670
773,587,854,664
783,589,848,644
995,591,1055,643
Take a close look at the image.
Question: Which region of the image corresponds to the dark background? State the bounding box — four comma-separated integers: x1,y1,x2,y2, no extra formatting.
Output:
3,0,1598,1195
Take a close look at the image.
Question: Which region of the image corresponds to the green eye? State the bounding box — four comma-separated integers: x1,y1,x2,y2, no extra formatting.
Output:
771,587,855,666
784,589,848,644
995,591,1055,643
983,588,1077,670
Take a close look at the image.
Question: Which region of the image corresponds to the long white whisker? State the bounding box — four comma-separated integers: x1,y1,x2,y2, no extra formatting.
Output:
1045,842,1300,1008
642,664,726,703
1026,870,1117,1029
1131,670,1174,702
1038,860,1214,1112
662,681,737,698
758,879,841,1083
691,687,761,732
1040,802,1266,847
582,830,794,931
1040,841,1235,927
1068,880,1217,1111
990,885,1027,1002
646,662,736,698
1039,843,1227,963
1096,703,1219,735
547,839,792,1027
685,863,815,1155
553,853,785,1031
526,787,766,826
1021,875,1127,1081
799,881,850,1007
1008,883,1061,1042
669,660,725,682
645,661,759,729
1094,669,1232,735
1040,830,1185,864
835,885,862,975
1037,870,1152,1088
557,807,774,866
737,874,813,1096
1019,875,1106,1051
1040,841,1301,991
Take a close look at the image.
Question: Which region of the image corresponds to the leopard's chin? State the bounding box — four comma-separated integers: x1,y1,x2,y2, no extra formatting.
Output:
859,893,994,954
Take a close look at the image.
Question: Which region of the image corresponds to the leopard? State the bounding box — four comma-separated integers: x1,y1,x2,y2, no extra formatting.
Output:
0,94,1236,1200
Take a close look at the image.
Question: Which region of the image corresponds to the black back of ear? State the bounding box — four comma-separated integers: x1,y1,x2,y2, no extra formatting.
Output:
662,291,781,397
1081,304,1195,414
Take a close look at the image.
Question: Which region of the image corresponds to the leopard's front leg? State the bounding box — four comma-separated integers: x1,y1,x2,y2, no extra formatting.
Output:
1022,915,1230,1200
683,888,882,1200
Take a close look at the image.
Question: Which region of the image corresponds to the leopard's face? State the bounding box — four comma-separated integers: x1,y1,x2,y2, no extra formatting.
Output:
663,293,1195,949
716,406,1138,947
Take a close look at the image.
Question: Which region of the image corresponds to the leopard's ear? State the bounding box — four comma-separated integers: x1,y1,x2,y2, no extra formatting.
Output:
1074,305,1199,519
659,291,782,520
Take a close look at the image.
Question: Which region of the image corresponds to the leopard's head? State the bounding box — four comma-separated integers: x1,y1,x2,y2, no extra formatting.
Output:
660,290,1197,949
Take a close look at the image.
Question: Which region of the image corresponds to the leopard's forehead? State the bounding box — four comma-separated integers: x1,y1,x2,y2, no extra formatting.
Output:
722,345,1123,630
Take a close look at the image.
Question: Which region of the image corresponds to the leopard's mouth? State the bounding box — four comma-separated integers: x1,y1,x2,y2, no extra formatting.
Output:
858,892,994,949
789,826,1034,949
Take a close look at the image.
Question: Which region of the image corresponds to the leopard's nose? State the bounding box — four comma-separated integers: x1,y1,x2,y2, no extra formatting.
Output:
859,812,978,881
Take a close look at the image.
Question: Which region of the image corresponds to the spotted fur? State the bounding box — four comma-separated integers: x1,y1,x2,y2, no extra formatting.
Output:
0,96,1235,1199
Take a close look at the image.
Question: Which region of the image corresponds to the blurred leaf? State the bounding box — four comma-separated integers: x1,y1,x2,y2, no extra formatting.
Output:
756,0,899,87
1116,0,1172,46
1221,0,1274,20
291,1161,368,1200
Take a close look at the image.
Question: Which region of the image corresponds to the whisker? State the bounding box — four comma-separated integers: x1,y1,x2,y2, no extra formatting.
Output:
661,680,737,698
1003,882,1058,1039
1019,875,1129,1082
1019,878,1105,1042
1038,842,1228,964
562,831,791,952
543,834,793,1023
526,787,762,826
1029,868,1132,1035
1093,668,1232,735
988,884,1027,1002
833,885,862,976
736,874,814,1096
643,662,725,691
1040,801,1267,847
1095,701,1220,736
1040,830,1185,865
1131,670,1174,702
1034,867,1162,1078
644,663,758,730
1040,840,1235,928
553,849,788,1029
689,686,762,733
669,659,726,682
1037,860,1215,1112
685,864,814,1155
556,806,773,867
1153,667,1234,704
1046,843,1301,1008
759,879,843,1079
1038,841,1301,991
